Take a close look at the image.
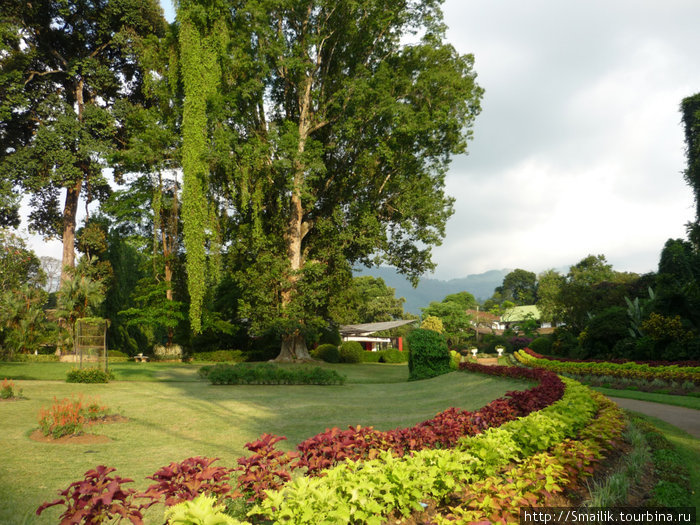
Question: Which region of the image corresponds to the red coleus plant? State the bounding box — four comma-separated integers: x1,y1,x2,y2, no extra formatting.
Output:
141,456,233,507
36,465,144,524
234,433,300,502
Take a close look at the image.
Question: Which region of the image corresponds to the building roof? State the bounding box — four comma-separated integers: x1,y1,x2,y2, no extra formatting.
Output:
339,319,417,336
500,305,541,323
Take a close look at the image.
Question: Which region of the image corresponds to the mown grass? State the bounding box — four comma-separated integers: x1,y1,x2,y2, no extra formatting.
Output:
593,386,700,411
0,362,528,524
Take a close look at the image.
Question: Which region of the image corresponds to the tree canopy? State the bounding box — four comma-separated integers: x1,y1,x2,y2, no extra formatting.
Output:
178,0,483,358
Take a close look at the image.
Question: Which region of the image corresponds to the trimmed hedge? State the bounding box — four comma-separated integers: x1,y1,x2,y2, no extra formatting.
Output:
407,328,450,381
201,363,346,385
191,350,245,363
338,341,363,363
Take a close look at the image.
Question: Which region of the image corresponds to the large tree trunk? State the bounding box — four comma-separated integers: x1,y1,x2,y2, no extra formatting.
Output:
60,180,81,284
275,331,313,362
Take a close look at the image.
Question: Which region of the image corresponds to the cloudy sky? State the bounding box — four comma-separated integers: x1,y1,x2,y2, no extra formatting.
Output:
22,0,700,282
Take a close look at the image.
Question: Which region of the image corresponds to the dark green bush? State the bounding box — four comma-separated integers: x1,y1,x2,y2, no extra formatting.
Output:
66,367,113,383
311,343,340,363
191,349,245,362
579,306,629,358
108,350,128,358
528,336,553,355
407,328,450,381
338,341,363,363
202,363,345,385
481,335,513,353
360,351,382,363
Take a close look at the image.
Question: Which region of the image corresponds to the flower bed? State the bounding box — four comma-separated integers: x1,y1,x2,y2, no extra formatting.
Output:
37,395,111,439
40,366,616,525
516,348,700,385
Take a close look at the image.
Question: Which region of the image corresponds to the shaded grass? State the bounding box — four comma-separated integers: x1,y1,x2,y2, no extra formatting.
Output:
0,365,528,524
593,387,700,410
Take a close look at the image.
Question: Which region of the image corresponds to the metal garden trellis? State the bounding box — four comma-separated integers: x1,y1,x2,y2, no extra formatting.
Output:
74,318,110,372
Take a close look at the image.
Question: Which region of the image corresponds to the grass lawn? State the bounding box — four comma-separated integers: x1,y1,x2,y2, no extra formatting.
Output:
624,411,700,510
0,362,528,524
593,387,700,411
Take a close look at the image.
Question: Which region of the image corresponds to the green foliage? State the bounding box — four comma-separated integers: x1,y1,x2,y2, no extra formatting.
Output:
496,269,538,305
311,344,340,363
329,276,406,325
578,306,630,358
682,92,700,243
66,367,113,384
165,494,248,525
378,348,409,363
528,336,553,355
338,341,364,364
407,328,450,381
449,350,461,370
191,350,244,363
420,315,444,333
202,363,345,385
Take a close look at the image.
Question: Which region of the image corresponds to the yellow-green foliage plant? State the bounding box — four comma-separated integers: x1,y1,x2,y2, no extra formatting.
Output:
165,495,250,525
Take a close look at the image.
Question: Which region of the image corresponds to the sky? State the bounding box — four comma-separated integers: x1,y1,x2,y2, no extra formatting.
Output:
20,0,700,282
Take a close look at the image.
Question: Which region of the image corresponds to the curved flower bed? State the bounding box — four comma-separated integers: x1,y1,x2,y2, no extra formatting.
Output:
249,379,623,524
517,348,700,384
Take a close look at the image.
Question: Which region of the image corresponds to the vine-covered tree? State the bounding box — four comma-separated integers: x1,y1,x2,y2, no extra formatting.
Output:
681,93,700,244
179,0,483,360
0,0,165,284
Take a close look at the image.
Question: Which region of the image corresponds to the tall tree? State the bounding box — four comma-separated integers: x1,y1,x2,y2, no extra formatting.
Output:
329,276,406,325
495,268,537,305
0,0,165,284
181,0,483,359
681,93,700,244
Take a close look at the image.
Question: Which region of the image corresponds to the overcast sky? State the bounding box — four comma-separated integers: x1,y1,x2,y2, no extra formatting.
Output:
21,0,700,282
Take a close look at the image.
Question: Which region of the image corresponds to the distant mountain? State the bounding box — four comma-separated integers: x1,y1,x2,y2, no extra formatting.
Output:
353,267,510,315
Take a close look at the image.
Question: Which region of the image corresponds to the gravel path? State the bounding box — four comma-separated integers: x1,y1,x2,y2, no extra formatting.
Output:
607,397,700,439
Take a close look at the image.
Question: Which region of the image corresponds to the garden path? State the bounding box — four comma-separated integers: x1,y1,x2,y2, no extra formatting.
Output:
607,397,700,439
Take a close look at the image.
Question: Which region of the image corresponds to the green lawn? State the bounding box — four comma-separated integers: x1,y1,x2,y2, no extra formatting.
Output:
0,362,528,524
593,387,700,411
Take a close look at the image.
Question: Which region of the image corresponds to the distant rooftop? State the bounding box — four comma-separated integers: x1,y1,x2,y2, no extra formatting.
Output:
339,320,417,336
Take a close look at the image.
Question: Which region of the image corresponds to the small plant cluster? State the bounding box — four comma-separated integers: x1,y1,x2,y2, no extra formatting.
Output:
516,348,700,385
1,378,22,399
37,395,110,438
199,363,345,385
37,458,248,525
66,366,114,383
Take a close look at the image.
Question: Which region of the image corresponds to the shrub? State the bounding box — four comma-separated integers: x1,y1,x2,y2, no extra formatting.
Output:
338,341,363,363
360,351,382,363
205,363,345,385
108,350,128,358
528,336,553,355
66,367,113,383
450,350,461,370
191,350,245,363
311,343,340,363
407,328,450,381
379,348,408,363
154,344,183,361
